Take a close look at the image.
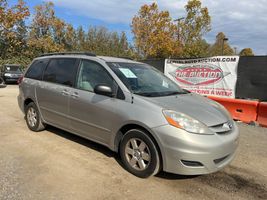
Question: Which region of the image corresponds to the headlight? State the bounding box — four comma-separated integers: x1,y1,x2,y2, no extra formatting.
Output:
163,110,213,135
4,73,11,77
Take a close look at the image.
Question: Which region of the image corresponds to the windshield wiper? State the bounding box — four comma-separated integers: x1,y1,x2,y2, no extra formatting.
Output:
163,91,183,96
182,89,191,94
133,92,161,97
134,91,188,97
161,90,190,96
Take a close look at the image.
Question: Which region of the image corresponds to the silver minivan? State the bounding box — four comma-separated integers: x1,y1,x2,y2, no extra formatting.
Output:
18,52,239,178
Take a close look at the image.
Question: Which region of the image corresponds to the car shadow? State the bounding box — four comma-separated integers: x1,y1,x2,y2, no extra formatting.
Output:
156,171,199,180
46,125,116,158
45,125,199,180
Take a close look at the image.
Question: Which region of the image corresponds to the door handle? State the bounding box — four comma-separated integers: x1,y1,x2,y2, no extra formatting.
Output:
71,92,79,98
62,90,70,96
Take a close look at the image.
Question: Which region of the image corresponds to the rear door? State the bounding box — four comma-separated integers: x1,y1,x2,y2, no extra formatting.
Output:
37,58,79,129
69,59,125,145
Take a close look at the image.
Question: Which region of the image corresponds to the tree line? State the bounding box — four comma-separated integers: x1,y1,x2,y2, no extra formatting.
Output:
132,1,254,58
0,0,254,67
0,0,134,67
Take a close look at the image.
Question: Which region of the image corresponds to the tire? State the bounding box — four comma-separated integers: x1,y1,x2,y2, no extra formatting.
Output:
119,129,160,178
25,102,46,132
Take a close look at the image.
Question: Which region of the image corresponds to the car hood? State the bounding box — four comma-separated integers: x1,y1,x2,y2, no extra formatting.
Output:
143,93,229,127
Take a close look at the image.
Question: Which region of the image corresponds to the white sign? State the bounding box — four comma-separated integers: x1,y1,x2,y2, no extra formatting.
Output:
119,68,137,78
164,56,239,98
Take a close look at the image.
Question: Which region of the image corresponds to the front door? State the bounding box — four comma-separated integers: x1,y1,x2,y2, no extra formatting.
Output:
69,59,124,145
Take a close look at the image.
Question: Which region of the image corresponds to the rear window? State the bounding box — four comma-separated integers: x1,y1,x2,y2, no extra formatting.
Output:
25,59,49,80
43,58,78,87
4,65,21,72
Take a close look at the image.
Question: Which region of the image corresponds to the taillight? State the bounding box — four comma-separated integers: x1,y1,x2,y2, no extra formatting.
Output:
17,76,24,84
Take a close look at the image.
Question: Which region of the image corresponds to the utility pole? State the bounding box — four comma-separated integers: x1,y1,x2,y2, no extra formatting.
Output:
221,37,229,56
234,47,237,55
174,17,185,42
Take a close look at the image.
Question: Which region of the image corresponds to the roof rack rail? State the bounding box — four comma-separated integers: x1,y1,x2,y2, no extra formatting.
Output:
118,56,134,60
39,52,96,57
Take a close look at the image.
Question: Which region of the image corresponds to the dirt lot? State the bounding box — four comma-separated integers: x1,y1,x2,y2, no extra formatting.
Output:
0,85,267,200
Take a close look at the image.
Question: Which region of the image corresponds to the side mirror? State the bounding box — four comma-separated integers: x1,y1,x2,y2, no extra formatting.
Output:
94,84,114,97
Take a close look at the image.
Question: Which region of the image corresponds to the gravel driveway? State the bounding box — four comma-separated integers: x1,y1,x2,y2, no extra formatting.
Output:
0,85,266,200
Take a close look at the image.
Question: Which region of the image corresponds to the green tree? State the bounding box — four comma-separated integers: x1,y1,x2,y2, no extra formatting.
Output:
86,26,97,52
131,3,181,58
118,32,132,57
239,48,254,56
180,0,211,57
64,24,77,51
209,32,234,56
108,31,120,56
182,39,210,58
76,26,86,51
94,27,110,55
84,26,133,57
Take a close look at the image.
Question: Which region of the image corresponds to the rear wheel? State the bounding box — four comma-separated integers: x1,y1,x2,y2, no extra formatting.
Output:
119,129,160,178
25,102,46,132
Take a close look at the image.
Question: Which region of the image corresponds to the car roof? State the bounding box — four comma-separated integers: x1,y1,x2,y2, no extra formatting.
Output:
4,64,21,67
35,53,141,64
98,56,140,63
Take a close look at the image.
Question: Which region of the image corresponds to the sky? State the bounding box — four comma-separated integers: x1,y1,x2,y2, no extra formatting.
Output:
9,0,267,55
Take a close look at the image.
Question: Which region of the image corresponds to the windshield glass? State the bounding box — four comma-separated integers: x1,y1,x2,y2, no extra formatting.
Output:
107,62,188,97
4,65,21,72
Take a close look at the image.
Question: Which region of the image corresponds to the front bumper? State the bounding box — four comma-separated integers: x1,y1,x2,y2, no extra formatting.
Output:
152,123,239,175
4,77,20,83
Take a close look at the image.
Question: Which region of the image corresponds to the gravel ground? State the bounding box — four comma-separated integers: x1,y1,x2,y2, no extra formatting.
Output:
0,85,267,200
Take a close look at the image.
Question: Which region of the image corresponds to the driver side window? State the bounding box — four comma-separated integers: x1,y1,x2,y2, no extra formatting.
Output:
77,60,117,93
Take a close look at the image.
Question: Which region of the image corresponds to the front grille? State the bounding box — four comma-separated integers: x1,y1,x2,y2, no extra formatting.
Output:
10,74,20,78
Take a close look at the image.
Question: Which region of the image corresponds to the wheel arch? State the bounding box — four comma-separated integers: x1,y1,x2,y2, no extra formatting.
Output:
114,123,163,170
24,98,35,112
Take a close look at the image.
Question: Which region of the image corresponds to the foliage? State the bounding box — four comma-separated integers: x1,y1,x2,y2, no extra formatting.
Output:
0,56,32,69
179,0,211,58
131,3,181,58
27,2,67,57
0,0,30,58
0,0,256,65
209,32,234,56
131,0,212,58
0,0,134,67
182,39,210,58
239,48,254,56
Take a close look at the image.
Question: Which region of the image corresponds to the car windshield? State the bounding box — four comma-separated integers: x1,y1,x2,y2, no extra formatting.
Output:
107,62,188,97
4,65,21,72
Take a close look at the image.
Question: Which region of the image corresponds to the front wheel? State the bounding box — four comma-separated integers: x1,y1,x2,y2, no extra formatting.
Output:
119,129,160,178
25,102,46,132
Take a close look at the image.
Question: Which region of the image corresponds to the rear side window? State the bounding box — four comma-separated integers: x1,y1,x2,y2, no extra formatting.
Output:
43,58,78,87
25,59,48,80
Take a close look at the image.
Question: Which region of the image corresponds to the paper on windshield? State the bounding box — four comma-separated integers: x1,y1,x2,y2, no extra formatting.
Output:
119,68,137,78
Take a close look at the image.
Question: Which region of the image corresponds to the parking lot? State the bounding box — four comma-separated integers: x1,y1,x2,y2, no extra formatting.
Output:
0,85,266,200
